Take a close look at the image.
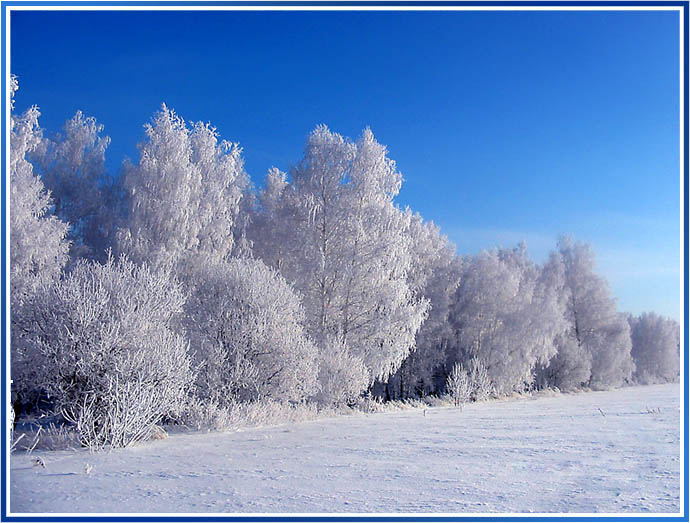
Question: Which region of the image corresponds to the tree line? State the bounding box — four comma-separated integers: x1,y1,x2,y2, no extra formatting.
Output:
9,77,680,448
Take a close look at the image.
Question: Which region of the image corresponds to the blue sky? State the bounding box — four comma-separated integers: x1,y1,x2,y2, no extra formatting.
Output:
10,9,681,320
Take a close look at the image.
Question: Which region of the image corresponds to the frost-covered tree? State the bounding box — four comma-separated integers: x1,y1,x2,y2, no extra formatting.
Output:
184,257,319,405
629,312,679,384
10,78,69,301
536,332,592,391
387,213,462,399
449,245,565,395
16,255,192,448
119,105,248,270
250,126,428,400
534,250,591,391
247,167,288,270
552,237,634,390
30,111,117,262
446,362,471,408
9,76,70,408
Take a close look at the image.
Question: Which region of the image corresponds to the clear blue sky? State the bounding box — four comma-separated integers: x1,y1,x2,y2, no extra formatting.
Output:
10,9,681,321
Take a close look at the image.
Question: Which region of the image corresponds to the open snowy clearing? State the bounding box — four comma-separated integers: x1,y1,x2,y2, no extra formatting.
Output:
10,383,681,515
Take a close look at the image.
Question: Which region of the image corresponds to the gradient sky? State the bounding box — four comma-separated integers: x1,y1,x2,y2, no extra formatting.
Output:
10,9,681,320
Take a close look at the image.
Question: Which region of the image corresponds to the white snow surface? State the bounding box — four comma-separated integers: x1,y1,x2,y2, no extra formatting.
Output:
10,383,681,515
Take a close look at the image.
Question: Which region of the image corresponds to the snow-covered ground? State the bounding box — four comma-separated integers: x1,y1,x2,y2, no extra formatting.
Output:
10,383,681,515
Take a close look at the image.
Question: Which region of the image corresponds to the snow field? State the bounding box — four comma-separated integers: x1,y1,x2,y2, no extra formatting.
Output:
10,383,681,514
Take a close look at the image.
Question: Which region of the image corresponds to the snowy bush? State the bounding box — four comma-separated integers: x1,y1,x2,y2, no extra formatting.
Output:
181,396,324,433
446,363,472,408
467,357,493,401
18,255,192,449
12,421,81,452
181,398,236,432
185,257,319,405
315,338,370,406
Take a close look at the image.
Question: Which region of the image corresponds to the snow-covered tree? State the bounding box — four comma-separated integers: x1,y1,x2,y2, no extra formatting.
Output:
9,76,70,408
449,245,564,395
534,250,591,391
10,78,69,301
250,126,428,399
536,332,592,391
629,312,679,384
446,362,471,408
553,237,634,390
17,255,192,449
184,257,319,405
248,167,291,271
30,111,117,262
118,105,248,270
387,213,462,399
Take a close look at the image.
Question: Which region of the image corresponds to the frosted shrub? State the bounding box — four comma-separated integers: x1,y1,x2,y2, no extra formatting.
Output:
12,421,81,452
20,255,192,449
180,398,235,432
231,399,321,428
446,363,472,408
357,395,386,414
181,396,323,433
186,257,319,405
468,358,493,401
315,339,369,406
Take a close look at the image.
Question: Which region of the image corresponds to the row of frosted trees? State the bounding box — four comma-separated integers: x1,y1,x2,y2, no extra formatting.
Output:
10,78,680,448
